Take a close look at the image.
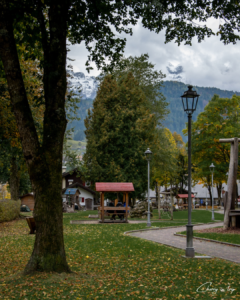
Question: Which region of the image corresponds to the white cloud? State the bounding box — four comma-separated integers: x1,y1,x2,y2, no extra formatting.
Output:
68,19,240,92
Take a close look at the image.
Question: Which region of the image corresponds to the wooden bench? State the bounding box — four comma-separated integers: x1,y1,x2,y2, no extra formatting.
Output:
229,210,240,216
98,206,129,222
26,217,36,234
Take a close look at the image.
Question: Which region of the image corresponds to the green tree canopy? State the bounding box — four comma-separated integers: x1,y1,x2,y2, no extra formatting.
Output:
183,94,240,199
100,54,168,126
152,128,178,184
84,73,156,199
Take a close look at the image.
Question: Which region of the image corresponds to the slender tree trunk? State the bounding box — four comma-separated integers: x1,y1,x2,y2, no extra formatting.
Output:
170,182,173,220
224,138,238,229
157,183,161,219
216,183,222,206
9,156,19,200
235,182,238,208
207,185,212,206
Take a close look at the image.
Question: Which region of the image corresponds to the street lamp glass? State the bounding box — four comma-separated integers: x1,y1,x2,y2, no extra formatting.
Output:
144,148,152,161
209,163,215,173
181,85,200,115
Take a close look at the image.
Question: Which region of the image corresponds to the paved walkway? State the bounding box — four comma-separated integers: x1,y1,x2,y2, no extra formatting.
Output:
129,222,240,264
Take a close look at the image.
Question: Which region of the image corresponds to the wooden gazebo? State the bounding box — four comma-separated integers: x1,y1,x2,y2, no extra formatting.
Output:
95,182,134,223
176,194,195,210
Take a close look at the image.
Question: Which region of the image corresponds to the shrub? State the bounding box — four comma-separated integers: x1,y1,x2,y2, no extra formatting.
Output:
0,200,21,223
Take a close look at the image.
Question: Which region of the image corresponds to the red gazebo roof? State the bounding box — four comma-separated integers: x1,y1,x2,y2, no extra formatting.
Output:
177,194,195,198
95,182,134,192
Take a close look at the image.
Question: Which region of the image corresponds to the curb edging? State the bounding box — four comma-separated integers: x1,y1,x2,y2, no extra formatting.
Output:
174,233,240,248
123,222,210,235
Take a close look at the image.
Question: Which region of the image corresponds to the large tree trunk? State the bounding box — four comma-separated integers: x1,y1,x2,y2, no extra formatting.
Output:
9,156,19,200
0,1,70,273
24,167,69,274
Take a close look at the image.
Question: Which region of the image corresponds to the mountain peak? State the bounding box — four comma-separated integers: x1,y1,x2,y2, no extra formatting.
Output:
67,71,98,99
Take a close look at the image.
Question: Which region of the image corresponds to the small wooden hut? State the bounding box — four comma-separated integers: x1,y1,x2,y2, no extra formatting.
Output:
20,193,35,211
95,182,134,223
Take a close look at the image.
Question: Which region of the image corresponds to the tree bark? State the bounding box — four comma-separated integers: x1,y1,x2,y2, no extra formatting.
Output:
0,0,70,273
157,183,161,219
9,156,19,200
223,138,238,229
216,183,222,206
170,183,173,220
207,185,212,206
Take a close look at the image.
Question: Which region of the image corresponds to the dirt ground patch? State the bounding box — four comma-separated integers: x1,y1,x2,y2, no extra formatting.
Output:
196,227,240,234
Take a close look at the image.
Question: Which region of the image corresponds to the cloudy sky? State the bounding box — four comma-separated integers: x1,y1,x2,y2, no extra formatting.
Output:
69,18,240,92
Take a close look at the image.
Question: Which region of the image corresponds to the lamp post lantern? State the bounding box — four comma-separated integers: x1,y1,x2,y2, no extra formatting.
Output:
145,148,152,227
210,163,215,221
181,85,200,258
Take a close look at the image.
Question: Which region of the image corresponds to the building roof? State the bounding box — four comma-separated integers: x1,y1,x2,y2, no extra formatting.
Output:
95,182,134,192
177,194,195,198
20,193,34,198
62,182,96,195
64,188,80,195
62,167,81,178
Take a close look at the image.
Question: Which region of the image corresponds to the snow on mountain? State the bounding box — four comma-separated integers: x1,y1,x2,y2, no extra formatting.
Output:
68,71,98,99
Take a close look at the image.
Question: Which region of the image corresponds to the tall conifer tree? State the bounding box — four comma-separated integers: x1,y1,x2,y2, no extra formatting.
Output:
84,73,156,198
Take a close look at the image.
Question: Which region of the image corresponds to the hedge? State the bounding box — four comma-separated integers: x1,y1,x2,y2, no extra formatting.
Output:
0,200,21,223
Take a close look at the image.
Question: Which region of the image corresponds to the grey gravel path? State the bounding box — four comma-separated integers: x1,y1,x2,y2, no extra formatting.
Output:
129,222,240,264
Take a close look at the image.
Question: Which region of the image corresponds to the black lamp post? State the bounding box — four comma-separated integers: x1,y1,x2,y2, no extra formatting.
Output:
145,148,152,227
181,85,200,258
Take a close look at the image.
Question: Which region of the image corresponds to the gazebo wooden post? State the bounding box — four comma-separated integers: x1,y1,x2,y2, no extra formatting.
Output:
125,192,129,222
100,192,105,222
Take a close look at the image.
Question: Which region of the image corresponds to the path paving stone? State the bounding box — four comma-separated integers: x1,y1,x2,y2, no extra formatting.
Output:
129,222,240,264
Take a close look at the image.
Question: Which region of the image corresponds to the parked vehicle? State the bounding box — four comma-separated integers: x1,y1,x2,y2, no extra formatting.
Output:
20,205,31,212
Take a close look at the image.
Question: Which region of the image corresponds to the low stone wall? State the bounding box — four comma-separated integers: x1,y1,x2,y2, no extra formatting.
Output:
0,200,21,223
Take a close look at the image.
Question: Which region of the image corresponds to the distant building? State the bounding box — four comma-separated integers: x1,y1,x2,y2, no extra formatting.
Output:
20,193,34,211
62,168,96,209
145,182,234,205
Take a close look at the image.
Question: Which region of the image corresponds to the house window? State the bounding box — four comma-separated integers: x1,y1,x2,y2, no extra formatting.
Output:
81,197,84,203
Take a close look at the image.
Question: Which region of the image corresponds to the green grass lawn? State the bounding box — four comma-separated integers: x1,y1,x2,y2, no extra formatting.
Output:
0,211,238,300
178,230,240,245
62,208,224,224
